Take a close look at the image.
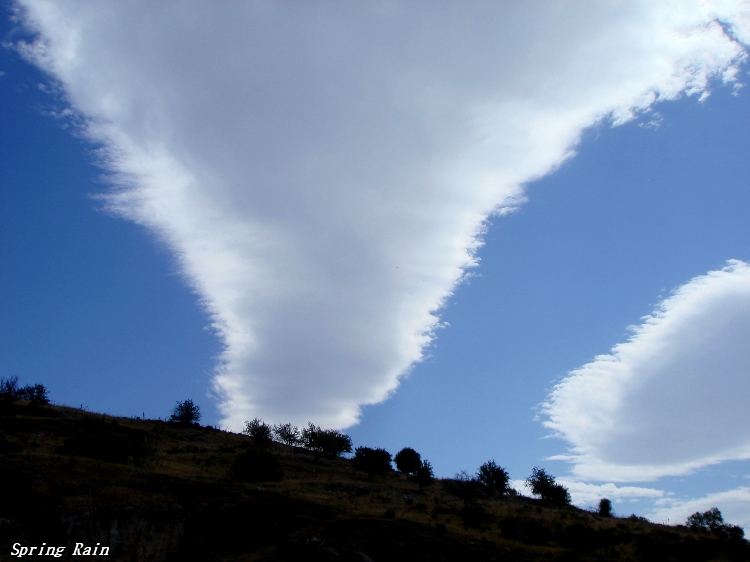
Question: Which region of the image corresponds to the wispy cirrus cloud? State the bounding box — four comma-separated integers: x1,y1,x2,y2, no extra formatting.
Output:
14,1,750,429
544,261,750,481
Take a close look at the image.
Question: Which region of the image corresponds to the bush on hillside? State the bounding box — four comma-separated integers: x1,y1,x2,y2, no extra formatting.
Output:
599,498,613,517
415,460,435,492
273,423,301,446
526,467,571,506
444,470,484,506
687,507,726,533
0,377,22,403
687,508,745,541
477,460,510,497
22,384,50,406
232,449,283,483
169,399,201,426
351,446,392,480
300,423,352,459
545,483,571,505
0,377,50,408
243,418,273,447
394,447,422,475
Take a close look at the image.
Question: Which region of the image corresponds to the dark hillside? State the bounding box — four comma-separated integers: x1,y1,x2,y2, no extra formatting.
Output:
1,402,747,561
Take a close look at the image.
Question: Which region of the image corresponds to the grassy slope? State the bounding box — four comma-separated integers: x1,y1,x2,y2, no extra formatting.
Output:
1,402,747,562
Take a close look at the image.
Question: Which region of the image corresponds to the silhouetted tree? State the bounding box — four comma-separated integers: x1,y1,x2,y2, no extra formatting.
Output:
273,423,301,446
546,483,570,505
687,508,745,540
0,377,49,408
300,423,352,459
243,418,273,447
598,498,613,517
394,447,422,475
526,467,571,506
169,399,201,425
0,377,22,403
415,460,435,492
687,507,725,532
21,384,50,406
352,447,392,480
477,460,510,497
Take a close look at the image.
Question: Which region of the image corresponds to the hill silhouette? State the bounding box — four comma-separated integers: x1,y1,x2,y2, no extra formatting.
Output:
1,401,748,561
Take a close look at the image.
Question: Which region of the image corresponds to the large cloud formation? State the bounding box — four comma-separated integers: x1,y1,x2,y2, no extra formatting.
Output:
544,261,750,481
14,1,750,429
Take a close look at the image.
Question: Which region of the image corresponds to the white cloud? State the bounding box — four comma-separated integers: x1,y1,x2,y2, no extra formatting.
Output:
544,261,750,481
649,486,750,531
514,476,750,532
14,1,750,429
562,481,665,507
512,479,664,507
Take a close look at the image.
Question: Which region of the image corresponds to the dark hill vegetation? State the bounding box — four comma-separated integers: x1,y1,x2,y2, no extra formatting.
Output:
1,400,748,561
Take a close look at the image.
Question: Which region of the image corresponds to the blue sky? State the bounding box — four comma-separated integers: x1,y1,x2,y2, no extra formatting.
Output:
2,2,749,528
350,88,750,519
0,35,221,417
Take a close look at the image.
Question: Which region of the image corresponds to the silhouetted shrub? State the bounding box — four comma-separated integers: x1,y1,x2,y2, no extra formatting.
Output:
232,449,283,482
0,377,22,403
444,471,483,506
725,525,747,542
0,378,50,408
169,399,201,425
687,508,745,541
477,460,510,496
351,446,392,480
415,460,435,492
599,498,613,517
394,447,422,475
546,483,571,505
525,466,571,505
243,418,273,447
300,423,352,459
687,507,725,532
273,423,301,446
22,384,50,406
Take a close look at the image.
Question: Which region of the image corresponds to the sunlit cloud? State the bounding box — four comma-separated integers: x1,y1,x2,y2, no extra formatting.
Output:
544,261,750,481
649,486,750,531
15,1,750,429
512,479,665,507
